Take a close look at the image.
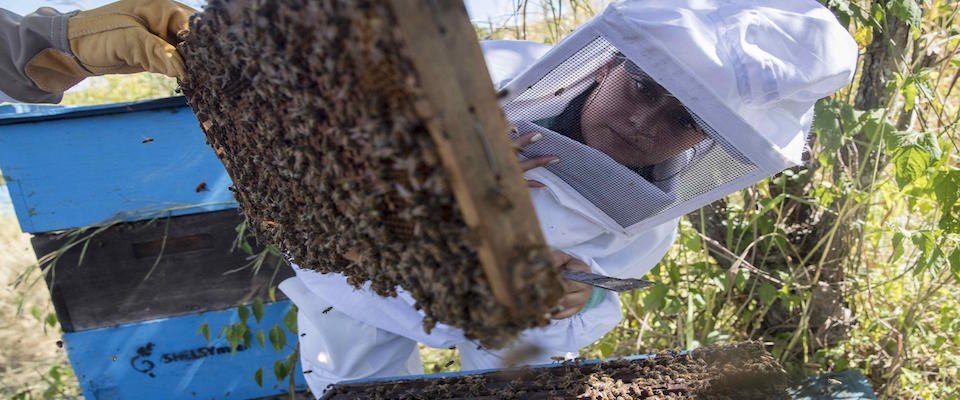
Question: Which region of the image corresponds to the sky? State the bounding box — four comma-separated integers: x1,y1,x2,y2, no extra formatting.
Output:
0,0,520,24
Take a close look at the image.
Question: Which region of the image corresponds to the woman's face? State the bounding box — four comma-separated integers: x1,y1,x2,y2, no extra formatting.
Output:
580,62,706,168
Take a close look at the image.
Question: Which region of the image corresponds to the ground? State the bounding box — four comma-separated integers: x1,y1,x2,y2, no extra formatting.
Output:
0,212,79,398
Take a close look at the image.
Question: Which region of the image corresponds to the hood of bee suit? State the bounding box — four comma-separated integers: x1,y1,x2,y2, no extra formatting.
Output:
496,0,858,236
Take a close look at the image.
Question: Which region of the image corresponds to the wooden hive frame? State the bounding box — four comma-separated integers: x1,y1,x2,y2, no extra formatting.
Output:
322,342,791,399
179,0,564,346
387,0,550,317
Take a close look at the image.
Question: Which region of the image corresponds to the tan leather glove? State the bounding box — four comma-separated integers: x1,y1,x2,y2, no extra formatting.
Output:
26,0,195,94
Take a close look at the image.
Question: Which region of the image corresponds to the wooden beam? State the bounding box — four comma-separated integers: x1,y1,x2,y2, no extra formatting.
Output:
387,0,554,316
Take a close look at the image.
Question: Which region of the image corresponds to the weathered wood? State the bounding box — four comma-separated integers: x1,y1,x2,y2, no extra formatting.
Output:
387,0,553,317
33,209,292,332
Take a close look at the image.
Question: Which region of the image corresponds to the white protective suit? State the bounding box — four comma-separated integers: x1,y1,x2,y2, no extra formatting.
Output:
279,38,679,393
279,0,858,396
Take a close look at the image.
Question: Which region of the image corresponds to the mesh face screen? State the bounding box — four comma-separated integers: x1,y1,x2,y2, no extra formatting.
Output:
502,37,758,229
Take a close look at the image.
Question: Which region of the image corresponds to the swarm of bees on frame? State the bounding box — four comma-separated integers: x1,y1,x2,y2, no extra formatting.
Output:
324,342,789,399
177,0,558,347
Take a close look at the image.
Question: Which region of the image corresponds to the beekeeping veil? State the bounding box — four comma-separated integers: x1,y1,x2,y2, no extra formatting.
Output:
500,0,857,235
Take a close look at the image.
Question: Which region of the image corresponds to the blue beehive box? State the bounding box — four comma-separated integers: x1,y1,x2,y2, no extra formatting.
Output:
0,97,236,233
0,97,306,399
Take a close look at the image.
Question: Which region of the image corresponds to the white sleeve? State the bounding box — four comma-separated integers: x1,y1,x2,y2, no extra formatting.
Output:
565,217,679,280
284,266,467,349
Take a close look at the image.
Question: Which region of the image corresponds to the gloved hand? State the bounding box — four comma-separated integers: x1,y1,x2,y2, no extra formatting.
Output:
27,0,195,93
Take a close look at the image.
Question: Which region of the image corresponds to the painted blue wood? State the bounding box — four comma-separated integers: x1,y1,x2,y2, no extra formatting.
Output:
0,97,237,233
64,299,306,399
788,370,877,400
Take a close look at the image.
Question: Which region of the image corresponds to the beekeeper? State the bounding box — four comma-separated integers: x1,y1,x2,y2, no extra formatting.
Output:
279,0,859,396
0,0,193,103
0,0,858,397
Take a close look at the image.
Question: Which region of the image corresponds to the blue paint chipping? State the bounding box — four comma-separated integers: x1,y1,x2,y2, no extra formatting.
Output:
0,96,237,233
64,300,306,399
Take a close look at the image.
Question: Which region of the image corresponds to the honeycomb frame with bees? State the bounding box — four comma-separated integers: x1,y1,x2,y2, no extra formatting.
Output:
321,342,790,399
178,0,563,347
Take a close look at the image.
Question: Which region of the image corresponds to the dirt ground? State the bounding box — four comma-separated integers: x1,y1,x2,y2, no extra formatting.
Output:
0,211,78,397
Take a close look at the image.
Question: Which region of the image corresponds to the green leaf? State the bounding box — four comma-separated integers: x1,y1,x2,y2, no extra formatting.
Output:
933,170,960,233
269,286,277,302
758,282,778,305
892,145,932,188
902,79,917,111
45,313,57,327
242,325,252,349
642,284,669,310
225,325,240,353
252,298,265,324
892,231,906,263
826,0,854,26
911,232,942,275
29,306,42,322
284,348,299,371
597,336,616,358
814,100,842,167
256,330,266,348
869,3,886,27
667,264,681,284
948,248,960,280
838,102,864,135
48,365,61,382
237,305,250,324
273,360,289,381
269,325,286,353
916,131,943,161
283,306,298,334
888,0,922,28
239,239,253,255
198,323,211,343
254,368,263,388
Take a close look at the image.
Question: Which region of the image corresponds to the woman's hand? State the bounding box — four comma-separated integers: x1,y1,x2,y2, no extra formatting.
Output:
511,130,558,188
550,250,594,320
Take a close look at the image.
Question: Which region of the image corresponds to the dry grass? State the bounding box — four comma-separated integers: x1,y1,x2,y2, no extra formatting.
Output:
0,213,78,397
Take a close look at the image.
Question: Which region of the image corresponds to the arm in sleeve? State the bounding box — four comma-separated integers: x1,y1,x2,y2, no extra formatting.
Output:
0,8,77,103
565,217,679,280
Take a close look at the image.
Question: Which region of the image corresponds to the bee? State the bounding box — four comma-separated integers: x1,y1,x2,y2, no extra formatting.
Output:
195,182,208,192
141,137,154,144
322,306,334,314
444,359,455,368
112,355,117,362
55,340,63,348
